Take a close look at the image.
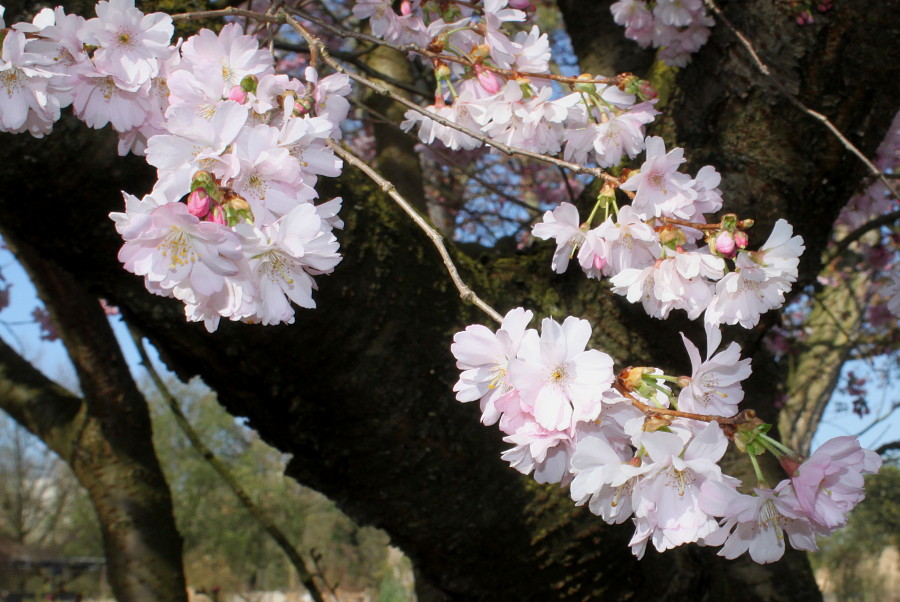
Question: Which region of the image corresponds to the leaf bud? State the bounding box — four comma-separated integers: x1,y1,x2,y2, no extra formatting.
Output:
643,415,672,432
191,171,216,194
224,192,254,226
619,366,645,391
721,213,738,232
659,225,686,247
434,61,452,81
618,73,639,92
573,73,596,94
427,34,447,54
471,43,491,60
240,74,258,94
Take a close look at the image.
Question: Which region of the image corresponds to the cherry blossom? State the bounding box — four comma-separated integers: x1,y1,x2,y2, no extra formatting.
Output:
508,316,614,431
678,324,752,416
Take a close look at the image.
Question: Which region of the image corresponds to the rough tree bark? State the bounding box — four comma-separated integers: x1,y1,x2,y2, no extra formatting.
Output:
0,0,896,600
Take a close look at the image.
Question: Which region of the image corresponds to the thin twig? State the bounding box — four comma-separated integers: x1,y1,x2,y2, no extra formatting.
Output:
129,329,330,602
855,401,900,439
613,382,758,427
351,98,541,215
171,7,283,24
703,0,900,200
284,13,616,183
327,139,504,324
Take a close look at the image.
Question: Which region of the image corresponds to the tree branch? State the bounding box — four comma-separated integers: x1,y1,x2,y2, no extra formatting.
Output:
703,0,900,200
824,209,900,265
328,140,503,324
129,328,330,602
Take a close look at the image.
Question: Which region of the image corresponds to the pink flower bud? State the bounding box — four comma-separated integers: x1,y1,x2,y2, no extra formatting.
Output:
227,85,248,103
592,254,607,272
508,0,533,9
209,205,227,225
187,188,211,218
733,230,749,249
638,80,657,100
779,455,803,477
715,230,737,258
474,65,502,95
400,0,413,16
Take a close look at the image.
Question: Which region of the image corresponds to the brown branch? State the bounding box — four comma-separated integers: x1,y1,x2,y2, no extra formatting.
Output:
0,231,189,601
703,0,900,200
327,139,503,324
171,7,284,23
284,13,616,184
613,381,755,427
875,440,900,455
129,328,330,602
170,6,618,183
350,95,541,216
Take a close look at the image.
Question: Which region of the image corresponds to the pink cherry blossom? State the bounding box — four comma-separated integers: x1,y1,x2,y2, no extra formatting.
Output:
532,202,584,274
508,316,614,431
787,436,881,530
700,481,819,563
678,324,751,416
451,307,534,426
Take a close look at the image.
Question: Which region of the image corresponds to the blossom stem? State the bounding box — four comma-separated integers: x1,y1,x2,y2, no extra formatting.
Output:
758,433,796,458
645,373,682,385
580,93,601,125
747,452,767,485
585,197,604,227
643,380,674,407
614,382,753,427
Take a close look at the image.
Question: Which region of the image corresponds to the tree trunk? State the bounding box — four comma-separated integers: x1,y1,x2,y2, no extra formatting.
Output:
0,236,188,600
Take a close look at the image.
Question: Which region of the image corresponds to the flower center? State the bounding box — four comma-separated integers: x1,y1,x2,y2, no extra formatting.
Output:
158,226,198,269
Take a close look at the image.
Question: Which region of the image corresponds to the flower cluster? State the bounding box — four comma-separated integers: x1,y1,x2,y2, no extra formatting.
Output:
610,0,714,67
355,0,659,164
452,313,882,562
2,1,349,330
452,308,617,484
533,136,805,328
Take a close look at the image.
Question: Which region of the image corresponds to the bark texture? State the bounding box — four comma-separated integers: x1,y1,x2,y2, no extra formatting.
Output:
0,1,896,600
